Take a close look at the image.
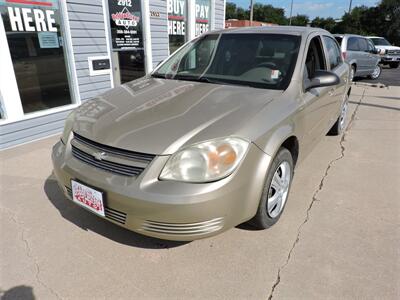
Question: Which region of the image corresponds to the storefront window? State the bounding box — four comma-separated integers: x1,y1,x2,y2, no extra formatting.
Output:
195,0,210,37
0,0,72,114
167,0,186,53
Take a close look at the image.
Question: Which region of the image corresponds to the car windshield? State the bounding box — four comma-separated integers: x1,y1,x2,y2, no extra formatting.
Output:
370,38,391,46
152,33,301,90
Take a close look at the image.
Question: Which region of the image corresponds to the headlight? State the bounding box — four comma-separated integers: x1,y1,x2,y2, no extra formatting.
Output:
61,111,75,144
159,137,249,183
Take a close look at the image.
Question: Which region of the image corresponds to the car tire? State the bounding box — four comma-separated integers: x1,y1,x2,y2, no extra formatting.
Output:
368,65,381,79
328,94,349,136
350,65,356,81
249,147,294,229
389,62,399,69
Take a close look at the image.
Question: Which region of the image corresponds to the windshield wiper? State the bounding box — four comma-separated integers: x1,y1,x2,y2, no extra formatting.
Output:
151,73,166,79
199,76,253,88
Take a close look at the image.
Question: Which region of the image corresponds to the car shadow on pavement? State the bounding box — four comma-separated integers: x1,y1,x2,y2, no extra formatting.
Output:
0,285,35,300
44,175,188,249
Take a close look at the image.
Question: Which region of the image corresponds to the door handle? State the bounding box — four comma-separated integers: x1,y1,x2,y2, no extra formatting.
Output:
328,89,335,96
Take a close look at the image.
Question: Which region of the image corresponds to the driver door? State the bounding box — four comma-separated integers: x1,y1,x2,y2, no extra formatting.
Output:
298,34,332,155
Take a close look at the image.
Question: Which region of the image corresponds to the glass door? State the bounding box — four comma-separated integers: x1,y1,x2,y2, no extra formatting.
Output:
0,0,73,114
107,0,145,85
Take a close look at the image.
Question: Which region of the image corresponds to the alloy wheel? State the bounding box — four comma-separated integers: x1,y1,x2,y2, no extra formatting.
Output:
339,100,348,131
267,161,291,218
371,65,381,79
350,67,355,82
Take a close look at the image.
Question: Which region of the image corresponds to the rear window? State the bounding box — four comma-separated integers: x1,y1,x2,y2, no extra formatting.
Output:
334,36,342,45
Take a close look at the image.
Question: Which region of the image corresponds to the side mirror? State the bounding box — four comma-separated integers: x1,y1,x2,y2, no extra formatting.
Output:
371,48,379,54
305,70,340,91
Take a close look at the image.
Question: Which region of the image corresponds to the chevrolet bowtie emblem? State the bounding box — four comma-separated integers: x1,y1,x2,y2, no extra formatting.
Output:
93,151,107,161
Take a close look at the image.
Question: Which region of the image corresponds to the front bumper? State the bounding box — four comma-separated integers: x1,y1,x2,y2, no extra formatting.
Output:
380,55,400,62
52,140,271,241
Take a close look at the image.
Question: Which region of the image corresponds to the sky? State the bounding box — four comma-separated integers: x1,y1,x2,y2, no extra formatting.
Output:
229,0,379,19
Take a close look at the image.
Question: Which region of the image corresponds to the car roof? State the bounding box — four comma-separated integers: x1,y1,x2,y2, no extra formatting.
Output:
209,25,330,36
333,34,364,38
367,36,382,39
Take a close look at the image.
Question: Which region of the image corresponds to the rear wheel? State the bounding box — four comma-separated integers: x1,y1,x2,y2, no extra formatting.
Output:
328,94,348,136
368,65,381,79
389,62,399,69
249,148,294,229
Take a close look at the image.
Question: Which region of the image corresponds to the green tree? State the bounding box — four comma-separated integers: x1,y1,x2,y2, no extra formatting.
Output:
226,2,237,19
252,3,287,24
236,7,249,20
311,17,337,32
290,14,309,26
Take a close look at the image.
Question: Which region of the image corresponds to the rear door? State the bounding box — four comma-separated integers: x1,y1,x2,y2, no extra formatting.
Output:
357,38,374,74
365,38,379,70
322,35,348,126
346,37,362,73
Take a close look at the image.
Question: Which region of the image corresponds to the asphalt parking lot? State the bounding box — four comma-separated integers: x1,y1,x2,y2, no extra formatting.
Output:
355,64,400,86
1,84,399,299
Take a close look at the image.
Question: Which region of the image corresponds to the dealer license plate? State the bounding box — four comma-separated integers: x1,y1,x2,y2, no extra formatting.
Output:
71,180,105,217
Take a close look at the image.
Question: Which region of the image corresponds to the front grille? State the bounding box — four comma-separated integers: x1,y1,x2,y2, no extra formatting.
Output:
74,133,155,162
387,50,400,55
72,146,144,176
71,133,155,177
65,186,127,224
141,218,224,236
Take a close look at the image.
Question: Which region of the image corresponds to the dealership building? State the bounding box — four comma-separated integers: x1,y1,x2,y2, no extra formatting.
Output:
0,0,225,149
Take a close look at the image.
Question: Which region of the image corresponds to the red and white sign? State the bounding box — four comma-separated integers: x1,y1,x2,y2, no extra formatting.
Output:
71,180,105,217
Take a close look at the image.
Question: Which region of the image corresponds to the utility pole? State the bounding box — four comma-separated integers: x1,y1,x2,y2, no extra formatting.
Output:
289,0,294,25
250,0,254,26
348,0,353,13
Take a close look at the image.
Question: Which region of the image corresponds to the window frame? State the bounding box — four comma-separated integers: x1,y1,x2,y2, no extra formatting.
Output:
0,0,80,125
322,35,343,70
302,34,328,92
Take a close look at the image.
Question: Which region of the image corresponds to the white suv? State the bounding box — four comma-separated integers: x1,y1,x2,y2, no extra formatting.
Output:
368,36,400,68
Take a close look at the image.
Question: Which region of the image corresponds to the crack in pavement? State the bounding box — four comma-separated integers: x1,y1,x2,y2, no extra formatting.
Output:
0,206,62,299
267,89,366,300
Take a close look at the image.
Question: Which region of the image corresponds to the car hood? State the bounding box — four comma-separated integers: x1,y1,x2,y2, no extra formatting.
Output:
72,77,281,155
375,45,400,50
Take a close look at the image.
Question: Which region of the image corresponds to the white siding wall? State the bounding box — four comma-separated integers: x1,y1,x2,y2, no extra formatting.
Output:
67,0,112,100
214,0,225,30
149,0,169,68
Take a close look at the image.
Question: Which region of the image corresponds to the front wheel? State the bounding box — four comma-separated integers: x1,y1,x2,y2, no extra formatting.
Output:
249,148,294,229
368,65,381,79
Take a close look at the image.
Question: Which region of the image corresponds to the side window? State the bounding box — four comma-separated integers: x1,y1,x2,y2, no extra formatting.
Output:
304,36,327,81
347,37,359,51
366,39,375,52
323,36,342,70
358,38,368,52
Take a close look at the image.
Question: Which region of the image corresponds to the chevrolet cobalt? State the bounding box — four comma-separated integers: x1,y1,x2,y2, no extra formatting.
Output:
52,27,351,241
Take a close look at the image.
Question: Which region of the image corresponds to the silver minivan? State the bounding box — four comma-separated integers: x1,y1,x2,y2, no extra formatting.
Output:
334,34,381,80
